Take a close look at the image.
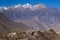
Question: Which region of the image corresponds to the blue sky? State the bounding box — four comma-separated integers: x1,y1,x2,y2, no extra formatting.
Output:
0,0,60,9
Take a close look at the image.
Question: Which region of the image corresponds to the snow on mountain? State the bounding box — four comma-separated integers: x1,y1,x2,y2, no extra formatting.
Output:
0,7,2,9
0,7,9,10
14,4,22,8
0,3,47,11
3,7,8,10
33,3,46,9
23,3,32,8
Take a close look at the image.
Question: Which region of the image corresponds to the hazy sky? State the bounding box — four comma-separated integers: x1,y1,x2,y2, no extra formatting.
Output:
0,0,60,9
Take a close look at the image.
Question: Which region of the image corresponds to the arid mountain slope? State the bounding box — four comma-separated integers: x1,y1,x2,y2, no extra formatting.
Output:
0,12,32,32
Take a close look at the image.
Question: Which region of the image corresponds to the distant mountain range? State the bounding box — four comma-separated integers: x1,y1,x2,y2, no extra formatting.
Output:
0,3,60,31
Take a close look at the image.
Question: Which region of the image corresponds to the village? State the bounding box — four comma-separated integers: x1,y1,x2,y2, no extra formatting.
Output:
0,29,60,40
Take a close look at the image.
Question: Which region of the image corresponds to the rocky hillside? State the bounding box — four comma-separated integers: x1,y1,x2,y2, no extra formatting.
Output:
0,12,32,32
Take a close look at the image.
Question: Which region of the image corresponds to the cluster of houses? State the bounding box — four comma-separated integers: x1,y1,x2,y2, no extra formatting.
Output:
7,30,43,39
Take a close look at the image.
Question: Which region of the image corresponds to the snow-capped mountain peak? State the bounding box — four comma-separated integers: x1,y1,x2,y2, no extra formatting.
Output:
23,3,32,8
0,7,9,10
3,7,8,10
34,4,46,9
0,3,47,11
0,7,2,9
14,4,22,8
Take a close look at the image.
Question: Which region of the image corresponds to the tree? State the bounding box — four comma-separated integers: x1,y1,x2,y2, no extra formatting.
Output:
43,29,60,40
